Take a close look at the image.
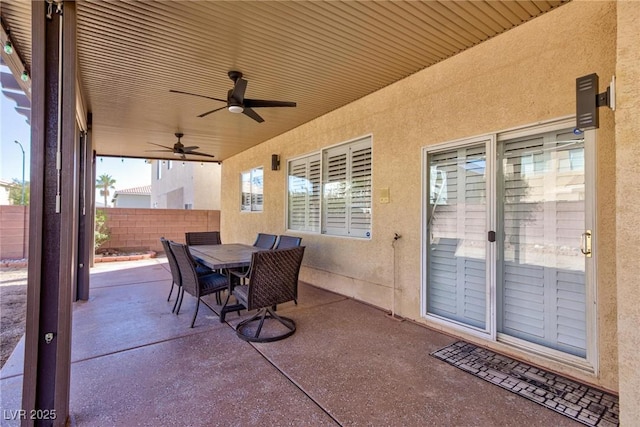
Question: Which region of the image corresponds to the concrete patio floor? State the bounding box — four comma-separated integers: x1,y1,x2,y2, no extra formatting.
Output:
0,258,580,426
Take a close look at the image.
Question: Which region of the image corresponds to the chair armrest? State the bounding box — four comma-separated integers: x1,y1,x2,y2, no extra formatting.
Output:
229,268,250,286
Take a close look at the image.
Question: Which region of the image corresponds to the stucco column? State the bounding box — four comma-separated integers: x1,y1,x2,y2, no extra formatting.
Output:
615,0,640,424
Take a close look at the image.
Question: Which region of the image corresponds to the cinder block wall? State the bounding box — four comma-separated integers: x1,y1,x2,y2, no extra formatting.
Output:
99,208,221,253
0,205,29,259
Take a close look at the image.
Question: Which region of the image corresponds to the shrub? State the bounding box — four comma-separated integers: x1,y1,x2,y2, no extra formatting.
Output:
94,209,111,250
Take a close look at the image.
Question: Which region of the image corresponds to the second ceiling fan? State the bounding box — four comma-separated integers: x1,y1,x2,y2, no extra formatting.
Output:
171,71,296,123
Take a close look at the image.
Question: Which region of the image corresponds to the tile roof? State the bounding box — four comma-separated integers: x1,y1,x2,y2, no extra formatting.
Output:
114,185,151,196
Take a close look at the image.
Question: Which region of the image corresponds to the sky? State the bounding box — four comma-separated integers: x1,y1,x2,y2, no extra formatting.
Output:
95,157,151,206
1,64,151,205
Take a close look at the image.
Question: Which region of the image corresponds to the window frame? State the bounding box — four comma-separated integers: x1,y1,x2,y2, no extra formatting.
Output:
240,166,264,212
286,135,372,239
421,116,598,372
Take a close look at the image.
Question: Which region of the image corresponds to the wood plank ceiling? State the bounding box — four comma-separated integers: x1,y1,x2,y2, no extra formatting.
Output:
1,0,567,162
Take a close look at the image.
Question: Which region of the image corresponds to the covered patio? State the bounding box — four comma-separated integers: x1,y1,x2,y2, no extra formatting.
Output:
1,1,638,425
1,258,580,426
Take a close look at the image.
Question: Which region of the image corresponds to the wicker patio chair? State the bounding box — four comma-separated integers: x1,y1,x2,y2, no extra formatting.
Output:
160,237,183,313
274,235,302,249
232,246,305,342
169,241,229,328
252,233,277,249
185,231,222,246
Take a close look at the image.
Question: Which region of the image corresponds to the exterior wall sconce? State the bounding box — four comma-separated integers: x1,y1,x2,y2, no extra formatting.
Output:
3,40,13,55
271,154,280,171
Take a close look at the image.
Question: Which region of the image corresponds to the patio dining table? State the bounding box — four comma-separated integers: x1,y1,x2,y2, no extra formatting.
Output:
189,243,262,322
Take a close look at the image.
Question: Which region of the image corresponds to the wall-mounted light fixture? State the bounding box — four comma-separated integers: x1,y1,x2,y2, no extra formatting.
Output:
271,154,280,171
3,40,13,55
576,73,615,131
1,18,31,93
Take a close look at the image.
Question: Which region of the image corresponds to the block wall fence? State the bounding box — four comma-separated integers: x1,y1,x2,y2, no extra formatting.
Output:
99,208,221,253
0,205,29,259
0,206,220,259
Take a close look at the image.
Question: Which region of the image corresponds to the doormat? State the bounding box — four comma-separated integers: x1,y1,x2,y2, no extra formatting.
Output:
431,341,619,426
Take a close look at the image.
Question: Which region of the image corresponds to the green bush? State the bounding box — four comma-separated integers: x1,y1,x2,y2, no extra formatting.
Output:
94,209,111,250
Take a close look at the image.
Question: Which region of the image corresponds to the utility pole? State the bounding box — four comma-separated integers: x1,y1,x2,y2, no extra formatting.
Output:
14,140,25,205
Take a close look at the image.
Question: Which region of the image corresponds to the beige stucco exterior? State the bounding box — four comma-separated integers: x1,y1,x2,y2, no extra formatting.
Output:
222,0,638,414
151,161,222,210
615,1,640,424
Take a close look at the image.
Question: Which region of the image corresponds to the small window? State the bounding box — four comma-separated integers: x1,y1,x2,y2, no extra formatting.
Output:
241,167,264,212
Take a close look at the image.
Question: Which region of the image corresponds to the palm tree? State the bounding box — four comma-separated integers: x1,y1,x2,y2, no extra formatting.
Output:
96,174,116,207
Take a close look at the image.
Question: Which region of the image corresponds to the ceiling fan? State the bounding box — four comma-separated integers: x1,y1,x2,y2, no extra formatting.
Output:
145,132,215,160
170,71,296,123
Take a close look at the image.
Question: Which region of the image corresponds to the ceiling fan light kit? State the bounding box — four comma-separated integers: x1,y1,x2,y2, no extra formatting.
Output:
170,70,297,123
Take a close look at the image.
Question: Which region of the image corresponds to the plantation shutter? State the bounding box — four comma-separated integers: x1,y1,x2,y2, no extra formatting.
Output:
241,171,251,211
323,146,349,235
251,167,263,211
427,144,487,329
498,130,586,357
288,154,321,232
322,137,372,238
349,140,372,238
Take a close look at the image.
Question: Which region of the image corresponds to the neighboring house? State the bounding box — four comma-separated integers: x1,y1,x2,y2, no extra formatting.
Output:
150,160,221,210
112,185,151,208
0,180,12,205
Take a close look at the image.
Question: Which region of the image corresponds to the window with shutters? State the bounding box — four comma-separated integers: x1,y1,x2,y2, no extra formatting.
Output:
286,136,372,238
240,167,263,212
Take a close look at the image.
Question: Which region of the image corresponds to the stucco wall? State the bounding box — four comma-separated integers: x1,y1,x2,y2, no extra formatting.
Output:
221,1,620,390
615,0,640,423
151,161,221,210
113,194,151,208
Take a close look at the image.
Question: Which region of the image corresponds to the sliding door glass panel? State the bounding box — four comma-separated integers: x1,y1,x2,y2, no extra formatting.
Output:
497,130,586,357
427,144,487,329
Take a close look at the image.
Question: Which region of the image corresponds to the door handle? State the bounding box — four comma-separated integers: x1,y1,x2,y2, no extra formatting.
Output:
581,230,592,257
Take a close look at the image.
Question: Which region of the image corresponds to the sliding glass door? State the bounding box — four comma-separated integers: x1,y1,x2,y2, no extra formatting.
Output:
425,120,593,361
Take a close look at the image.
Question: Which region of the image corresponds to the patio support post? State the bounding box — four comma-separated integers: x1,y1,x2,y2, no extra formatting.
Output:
22,1,78,426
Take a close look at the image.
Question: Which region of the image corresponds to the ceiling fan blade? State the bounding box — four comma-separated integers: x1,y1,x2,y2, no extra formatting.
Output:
198,106,227,118
244,99,297,108
182,146,200,151
147,142,174,150
145,149,173,153
242,108,265,123
186,151,216,158
231,78,248,103
169,89,226,103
